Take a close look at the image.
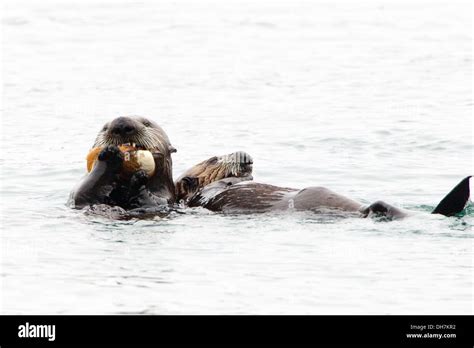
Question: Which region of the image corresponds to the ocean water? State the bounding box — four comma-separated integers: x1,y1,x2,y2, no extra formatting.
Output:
1,0,472,314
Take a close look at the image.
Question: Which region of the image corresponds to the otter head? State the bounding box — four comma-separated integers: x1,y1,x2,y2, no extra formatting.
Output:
176,151,253,203
93,115,177,202
93,116,176,153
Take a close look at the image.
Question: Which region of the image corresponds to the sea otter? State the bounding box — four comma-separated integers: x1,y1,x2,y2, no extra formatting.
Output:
176,153,472,219
70,116,177,211
175,151,254,203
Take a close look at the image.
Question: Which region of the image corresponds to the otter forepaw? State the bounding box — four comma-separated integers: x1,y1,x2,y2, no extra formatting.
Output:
231,151,253,177
98,145,123,162
234,151,253,165
181,176,199,192
98,145,123,170
130,170,149,190
128,171,161,209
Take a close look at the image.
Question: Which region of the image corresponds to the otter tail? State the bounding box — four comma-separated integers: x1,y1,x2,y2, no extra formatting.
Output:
432,176,472,216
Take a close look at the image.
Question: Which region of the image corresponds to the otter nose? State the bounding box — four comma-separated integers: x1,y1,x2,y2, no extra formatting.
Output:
109,117,137,137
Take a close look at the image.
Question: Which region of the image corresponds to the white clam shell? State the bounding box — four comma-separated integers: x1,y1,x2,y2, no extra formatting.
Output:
136,150,155,177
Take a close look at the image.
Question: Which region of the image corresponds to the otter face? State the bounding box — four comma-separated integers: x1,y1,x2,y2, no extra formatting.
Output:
90,116,177,203
93,116,176,154
176,151,253,202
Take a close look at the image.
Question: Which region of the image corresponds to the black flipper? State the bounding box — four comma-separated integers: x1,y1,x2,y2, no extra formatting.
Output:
432,176,471,216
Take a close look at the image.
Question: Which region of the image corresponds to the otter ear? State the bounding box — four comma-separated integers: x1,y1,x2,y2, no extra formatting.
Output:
169,145,177,153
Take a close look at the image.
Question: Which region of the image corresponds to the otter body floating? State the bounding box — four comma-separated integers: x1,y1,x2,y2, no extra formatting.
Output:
177,153,472,219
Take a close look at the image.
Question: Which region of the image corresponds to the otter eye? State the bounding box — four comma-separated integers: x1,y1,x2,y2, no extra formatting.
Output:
102,125,108,131
142,120,151,127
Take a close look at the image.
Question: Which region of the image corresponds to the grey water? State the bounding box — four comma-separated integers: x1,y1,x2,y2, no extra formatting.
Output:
1,0,472,314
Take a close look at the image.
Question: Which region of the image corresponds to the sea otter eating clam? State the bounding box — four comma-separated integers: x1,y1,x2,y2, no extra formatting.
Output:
70,116,471,219
70,116,176,210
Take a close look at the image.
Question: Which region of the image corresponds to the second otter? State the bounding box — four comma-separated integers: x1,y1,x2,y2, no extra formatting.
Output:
176,153,471,219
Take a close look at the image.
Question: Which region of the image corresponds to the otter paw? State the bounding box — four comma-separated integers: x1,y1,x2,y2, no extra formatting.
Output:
98,145,124,166
181,176,199,191
230,151,253,177
130,170,149,190
234,151,253,165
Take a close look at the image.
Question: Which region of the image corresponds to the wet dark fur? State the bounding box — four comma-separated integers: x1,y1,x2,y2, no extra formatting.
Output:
70,116,176,210
188,182,296,213
175,151,253,203
179,154,471,219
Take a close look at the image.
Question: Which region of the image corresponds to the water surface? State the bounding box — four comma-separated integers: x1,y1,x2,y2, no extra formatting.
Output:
1,0,472,314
